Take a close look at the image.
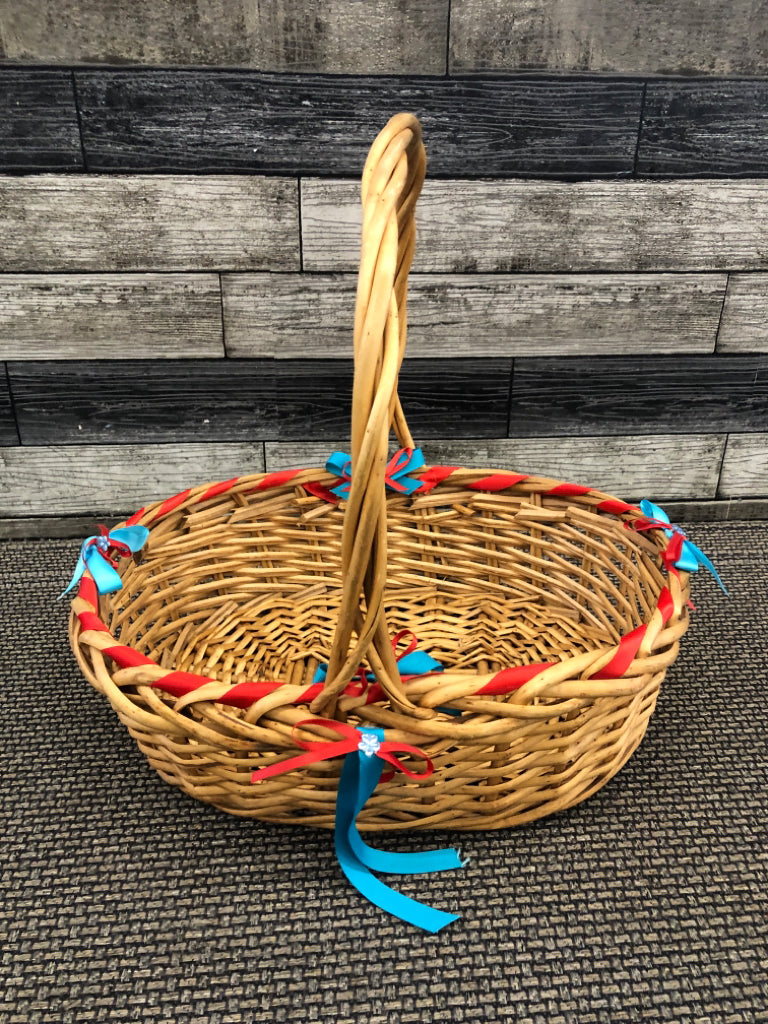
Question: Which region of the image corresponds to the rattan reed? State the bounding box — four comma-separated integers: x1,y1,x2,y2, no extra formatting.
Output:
69,113,691,832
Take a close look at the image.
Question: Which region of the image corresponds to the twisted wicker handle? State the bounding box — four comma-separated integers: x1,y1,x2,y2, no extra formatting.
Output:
310,113,428,718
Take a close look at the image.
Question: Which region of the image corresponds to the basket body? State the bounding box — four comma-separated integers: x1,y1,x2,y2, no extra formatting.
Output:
69,113,692,833
71,467,689,832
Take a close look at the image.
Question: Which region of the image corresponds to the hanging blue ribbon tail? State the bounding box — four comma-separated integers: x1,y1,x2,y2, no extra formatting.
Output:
334,729,463,933
59,524,149,600
639,500,727,594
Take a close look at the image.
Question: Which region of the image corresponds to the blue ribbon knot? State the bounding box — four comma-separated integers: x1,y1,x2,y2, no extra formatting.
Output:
59,524,149,599
326,447,426,500
638,500,728,594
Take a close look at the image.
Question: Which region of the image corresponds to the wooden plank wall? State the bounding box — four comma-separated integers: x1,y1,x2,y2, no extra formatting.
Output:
0,60,767,527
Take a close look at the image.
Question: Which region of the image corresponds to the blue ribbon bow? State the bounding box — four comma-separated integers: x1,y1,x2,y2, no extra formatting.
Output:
326,447,426,500
639,500,728,595
335,728,463,933
59,524,149,600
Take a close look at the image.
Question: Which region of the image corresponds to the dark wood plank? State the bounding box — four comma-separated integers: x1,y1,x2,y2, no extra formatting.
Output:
449,0,768,76
265,434,726,501
9,360,276,445
0,274,224,360
0,176,299,272
0,365,19,445
638,81,768,177
718,433,768,497
1,1,449,74
0,69,82,171
302,179,768,273
76,70,641,177
510,355,768,437
0,442,266,516
275,358,511,440
224,272,724,358
717,274,768,352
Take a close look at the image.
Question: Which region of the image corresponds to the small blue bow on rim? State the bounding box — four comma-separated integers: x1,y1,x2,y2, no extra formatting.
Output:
326,447,426,500
59,524,149,600
637,500,728,595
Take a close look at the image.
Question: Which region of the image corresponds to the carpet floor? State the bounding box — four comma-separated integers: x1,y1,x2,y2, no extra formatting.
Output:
1,524,766,1024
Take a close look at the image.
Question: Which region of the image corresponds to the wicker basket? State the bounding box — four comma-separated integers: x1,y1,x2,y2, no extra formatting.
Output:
69,112,693,836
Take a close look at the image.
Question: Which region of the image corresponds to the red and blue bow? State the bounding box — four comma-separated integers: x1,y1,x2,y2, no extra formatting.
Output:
326,447,426,500
59,524,149,600
634,500,728,594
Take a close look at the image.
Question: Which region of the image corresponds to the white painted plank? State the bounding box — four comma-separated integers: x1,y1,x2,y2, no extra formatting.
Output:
224,271,724,358
265,434,725,502
718,434,768,497
717,274,768,352
0,274,224,359
301,179,768,273
0,176,299,272
0,443,265,516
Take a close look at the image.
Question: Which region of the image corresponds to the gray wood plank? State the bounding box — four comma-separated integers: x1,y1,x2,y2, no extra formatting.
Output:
0,443,265,516
0,274,224,360
0,365,18,445
718,275,768,353
265,434,725,502
301,179,768,273
0,176,299,272
638,81,768,178
76,70,640,178
718,434,768,498
0,69,82,171
0,0,449,73
224,272,724,358
449,0,768,76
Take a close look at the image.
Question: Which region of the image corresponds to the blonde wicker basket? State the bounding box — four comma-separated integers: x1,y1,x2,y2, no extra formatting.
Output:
70,112,693,835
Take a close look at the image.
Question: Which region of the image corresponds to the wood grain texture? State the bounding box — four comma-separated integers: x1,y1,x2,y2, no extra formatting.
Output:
0,69,82,171
0,365,18,445
718,275,768,353
265,434,726,501
76,70,640,177
0,176,299,272
301,179,768,273
224,272,725,358
449,0,768,76
275,358,511,440
638,81,768,177
510,356,768,437
718,434,768,498
0,275,225,360
0,0,449,73
0,442,265,516
9,360,275,445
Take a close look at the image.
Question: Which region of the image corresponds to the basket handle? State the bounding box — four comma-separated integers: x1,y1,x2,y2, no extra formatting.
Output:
310,112,429,718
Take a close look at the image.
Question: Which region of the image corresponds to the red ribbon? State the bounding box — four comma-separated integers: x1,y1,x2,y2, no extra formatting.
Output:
251,719,434,784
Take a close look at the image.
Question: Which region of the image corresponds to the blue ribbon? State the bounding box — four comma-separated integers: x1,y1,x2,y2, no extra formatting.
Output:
335,728,463,933
312,647,444,687
326,447,426,500
639,500,728,595
59,524,149,600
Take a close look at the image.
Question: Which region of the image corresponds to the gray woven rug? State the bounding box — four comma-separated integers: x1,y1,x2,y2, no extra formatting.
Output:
1,525,766,1024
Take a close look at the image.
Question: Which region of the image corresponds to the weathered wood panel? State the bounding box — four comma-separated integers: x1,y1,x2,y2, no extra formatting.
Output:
0,1,449,74
275,358,511,440
510,356,768,437
718,275,768,353
8,360,275,445
718,434,768,497
224,272,725,358
0,443,265,516
0,177,299,272
449,0,768,76
0,366,18,445
265,434,725,501
301,180,768,273
76,71,640,178
638,81,768,177
0,275,225,360
0,69,82,171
